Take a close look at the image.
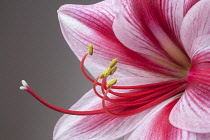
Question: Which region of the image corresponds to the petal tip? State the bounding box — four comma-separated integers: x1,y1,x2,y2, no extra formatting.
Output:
57,4,69,14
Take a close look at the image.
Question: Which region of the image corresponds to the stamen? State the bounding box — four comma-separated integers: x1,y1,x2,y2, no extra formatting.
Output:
93,76,103,98
80,47,101,86
103,67,111,78
109,79,185,97
106,79,117,88
101,81,185,111
110,66,117,75
99,73,104,79
101,78,107,95
102,84,186,117
88,44,93,55
80,52,176,90
109,58,118,68
111,79,186,89
99,59,118,79
100,80,185,107
20,44,188,118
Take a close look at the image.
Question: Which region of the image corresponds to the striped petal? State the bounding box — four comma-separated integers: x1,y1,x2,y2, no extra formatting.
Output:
181,0,210,55
57,0,184,78
170,35,210,133
126,96,210,140
58,0,121,78
57,1,156,78
189,34,210,64
113,0,193,68
53,76,172,140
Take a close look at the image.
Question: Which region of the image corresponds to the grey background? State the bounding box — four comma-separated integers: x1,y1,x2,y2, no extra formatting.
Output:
0,0,124,140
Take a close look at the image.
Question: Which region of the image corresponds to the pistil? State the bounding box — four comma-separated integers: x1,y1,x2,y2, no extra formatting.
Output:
20,44,187,117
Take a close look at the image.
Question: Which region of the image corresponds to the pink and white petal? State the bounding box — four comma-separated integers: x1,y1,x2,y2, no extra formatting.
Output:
125,96,210,140
183,0,200,15
189,34,210,64
58,0,120,77
58,1,182,78
170,64,210,133
53,76,173,140
181,0,210,55
54,108,150,140
113,0,173,61
113,0,191,67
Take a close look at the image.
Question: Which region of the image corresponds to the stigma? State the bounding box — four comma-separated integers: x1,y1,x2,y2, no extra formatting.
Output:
20,45,187,117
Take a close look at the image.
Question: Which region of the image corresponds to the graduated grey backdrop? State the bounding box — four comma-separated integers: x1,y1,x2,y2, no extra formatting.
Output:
0,0,125,140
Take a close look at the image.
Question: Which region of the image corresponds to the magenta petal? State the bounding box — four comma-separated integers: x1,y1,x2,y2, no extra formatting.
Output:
181,0,210,55
126,96,210,140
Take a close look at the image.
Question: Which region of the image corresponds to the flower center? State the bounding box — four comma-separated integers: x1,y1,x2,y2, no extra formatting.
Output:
20,45,187,117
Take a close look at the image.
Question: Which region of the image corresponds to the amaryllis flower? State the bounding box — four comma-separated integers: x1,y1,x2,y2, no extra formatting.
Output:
20,0,210,139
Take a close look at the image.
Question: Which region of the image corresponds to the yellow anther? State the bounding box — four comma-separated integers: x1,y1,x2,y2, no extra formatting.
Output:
88,44,93,55
100,59,118,79
110,66,117,75
104,67,111,78
109,58,118,68
99,73,104,79
106,79,117,88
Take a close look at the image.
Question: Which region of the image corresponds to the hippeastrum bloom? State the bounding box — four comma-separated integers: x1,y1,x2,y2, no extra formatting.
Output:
20,0,210,139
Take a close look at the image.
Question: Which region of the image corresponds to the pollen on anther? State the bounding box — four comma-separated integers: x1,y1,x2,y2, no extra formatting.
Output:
104,67,111,78
106,78,117,88
109,58,118,68
99,73,104,79
88,44,93,55
110,66,117,75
